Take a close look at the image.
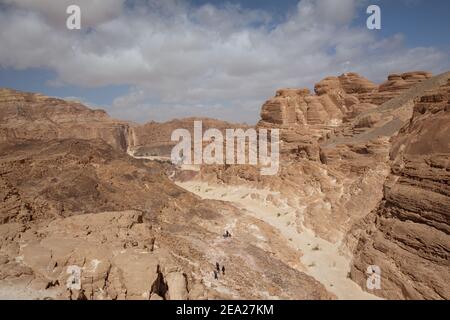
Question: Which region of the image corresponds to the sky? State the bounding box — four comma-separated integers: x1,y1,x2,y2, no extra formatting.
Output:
0,0,449,124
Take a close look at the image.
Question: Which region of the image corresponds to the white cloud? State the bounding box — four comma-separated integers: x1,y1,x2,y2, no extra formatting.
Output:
0,0,448,123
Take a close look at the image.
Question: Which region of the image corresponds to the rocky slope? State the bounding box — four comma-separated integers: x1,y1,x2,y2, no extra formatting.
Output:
349,79,450,299
189,70,450,299
0,92,332,300
1,69,448,300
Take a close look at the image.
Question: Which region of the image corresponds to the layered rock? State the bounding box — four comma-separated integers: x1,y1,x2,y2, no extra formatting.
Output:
0,89,131,151
1,69,448,300
314,72,377,97
0,99,333,299
0,138,333,300
259,88,348,127
128,117,248,158
359,71,433,105
0,138,184,223
350,80,450,299
192,70,448,299
257,73,379,160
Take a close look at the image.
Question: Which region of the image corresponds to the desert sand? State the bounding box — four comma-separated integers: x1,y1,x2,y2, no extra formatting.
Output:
177,180,380,300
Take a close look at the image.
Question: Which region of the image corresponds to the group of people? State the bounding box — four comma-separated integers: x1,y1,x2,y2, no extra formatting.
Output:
213,230,231,280
214,262,225,280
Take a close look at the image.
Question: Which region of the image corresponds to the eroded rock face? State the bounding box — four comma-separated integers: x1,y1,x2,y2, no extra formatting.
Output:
0,88,248,161
128,117,248,158
0,200,333,300
314,73,377,97
257,73,380,159
0,128,332,299
193,70,449,300
1,70,448,300
0,211,195,300
0,139,182,223
0,89,131,151
350,80,450,300
359,71,433,105
259,87,349,127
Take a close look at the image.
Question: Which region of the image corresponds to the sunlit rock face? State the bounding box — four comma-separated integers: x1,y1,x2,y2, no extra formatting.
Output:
0,89,332,300
350,79,450,300
0,88,131,151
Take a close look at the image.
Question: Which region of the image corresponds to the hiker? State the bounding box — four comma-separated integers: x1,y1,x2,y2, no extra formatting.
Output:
216,262,220,272
222,266,225,275
214,271,218,280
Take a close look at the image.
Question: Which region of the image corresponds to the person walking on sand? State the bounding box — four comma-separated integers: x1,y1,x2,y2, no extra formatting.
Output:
214,270,218,280
216,262,220,272
222,266,225,275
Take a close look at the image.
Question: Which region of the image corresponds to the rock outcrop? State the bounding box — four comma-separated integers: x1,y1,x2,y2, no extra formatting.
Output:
0,139,183,223
0,92,333,300
128,117,248,158
193,70,449,300
0,88,131,151
350,79,450,299
1,69,448,300
359,71,433,105
257,73,380,159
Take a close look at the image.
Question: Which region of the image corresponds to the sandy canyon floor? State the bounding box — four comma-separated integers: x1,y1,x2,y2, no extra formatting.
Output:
176,180,379,300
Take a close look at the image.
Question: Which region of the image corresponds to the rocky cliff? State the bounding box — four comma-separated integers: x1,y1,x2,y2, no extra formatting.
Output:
256,72,432,160
193,70,450,299
1,70,448,300
128,117,249,157
350,79,450,299
258,72,377,128
0,88,246,159
0,88,131,151
359,71,433,105
0,91,332,300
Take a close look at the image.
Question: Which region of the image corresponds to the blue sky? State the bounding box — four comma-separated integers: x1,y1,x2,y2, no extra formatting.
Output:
0,0,449,123
189,0,450,48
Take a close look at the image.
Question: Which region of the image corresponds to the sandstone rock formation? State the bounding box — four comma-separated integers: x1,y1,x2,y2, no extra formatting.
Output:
190,70,450,300
350,79,450,300
257,73,381,160
359,71,433,105
0,89,242,160
0,91,332,300
128,117,248,158
0,88,131,151
0,139,180,223
1,69,449,300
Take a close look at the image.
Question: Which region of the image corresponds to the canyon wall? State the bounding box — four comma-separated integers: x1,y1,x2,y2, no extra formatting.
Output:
128,118,249,157
197,70,450,299
0,89,131,151
350,79,450,299
0,88,333,300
